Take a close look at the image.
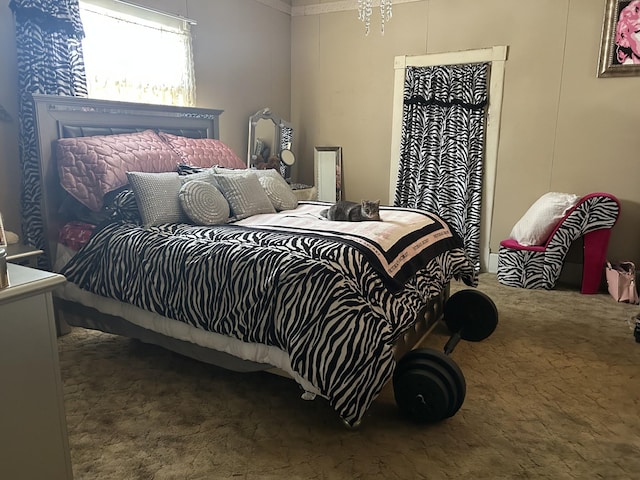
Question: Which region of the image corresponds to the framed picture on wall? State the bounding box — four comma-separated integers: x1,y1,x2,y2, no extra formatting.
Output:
598,0,640,77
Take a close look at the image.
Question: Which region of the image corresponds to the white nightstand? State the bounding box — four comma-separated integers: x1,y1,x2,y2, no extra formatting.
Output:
0,264,72,480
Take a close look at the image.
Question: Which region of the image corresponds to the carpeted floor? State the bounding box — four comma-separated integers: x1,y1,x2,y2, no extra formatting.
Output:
57,274,640,479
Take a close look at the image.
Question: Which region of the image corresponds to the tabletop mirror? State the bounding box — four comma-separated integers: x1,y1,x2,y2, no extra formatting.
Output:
247,108,295,180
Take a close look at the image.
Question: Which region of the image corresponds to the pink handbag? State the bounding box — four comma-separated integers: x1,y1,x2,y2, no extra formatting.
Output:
606,261,640,304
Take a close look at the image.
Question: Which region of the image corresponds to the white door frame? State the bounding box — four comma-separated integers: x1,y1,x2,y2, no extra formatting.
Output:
389,46,508,272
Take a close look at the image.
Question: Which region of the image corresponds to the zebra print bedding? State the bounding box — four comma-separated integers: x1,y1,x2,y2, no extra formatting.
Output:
60,209,476,426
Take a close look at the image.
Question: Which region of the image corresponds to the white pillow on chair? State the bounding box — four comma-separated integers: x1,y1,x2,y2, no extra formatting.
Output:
509,192,580,246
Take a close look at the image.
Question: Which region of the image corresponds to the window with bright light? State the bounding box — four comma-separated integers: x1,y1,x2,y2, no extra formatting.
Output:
79,0,195,106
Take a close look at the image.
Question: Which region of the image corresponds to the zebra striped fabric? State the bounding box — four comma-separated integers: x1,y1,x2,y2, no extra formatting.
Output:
61,219,476,426
10,0,87,268
497,194,620,290
394,63,488,271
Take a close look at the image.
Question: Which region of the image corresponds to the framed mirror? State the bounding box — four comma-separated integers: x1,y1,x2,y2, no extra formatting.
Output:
247,108,294,180
314,146,343,202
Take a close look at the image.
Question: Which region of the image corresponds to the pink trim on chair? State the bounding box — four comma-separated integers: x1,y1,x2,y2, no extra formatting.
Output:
499,238,546,252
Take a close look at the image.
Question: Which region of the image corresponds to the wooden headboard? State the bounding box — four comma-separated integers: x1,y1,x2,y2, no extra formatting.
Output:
32,94,224,269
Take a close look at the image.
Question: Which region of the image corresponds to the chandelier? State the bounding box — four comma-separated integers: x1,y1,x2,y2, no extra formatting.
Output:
358,0,393,36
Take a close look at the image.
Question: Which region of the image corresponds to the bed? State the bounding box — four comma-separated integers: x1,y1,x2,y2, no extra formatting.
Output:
33,94,485,428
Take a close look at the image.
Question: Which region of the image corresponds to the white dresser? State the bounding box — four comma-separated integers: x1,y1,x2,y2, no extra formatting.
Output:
0,263,72,480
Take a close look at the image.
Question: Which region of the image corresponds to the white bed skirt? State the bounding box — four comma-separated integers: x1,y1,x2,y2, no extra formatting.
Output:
55,280,323,399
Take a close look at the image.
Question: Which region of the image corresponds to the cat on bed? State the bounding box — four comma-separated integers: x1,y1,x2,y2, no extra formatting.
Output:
320,200,381,222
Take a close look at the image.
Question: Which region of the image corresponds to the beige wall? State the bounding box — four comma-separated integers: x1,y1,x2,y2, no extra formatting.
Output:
2,0,639,267
291,0,640,266
0,0,291,235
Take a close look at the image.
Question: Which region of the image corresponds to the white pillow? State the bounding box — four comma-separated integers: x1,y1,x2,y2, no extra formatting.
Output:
509,192,580,246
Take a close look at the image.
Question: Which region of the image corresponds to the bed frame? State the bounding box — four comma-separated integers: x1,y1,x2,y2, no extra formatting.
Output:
33,93,446,386
33,93,222,268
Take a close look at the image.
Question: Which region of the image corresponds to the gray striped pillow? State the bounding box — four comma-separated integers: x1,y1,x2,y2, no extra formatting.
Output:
258,175,298,211
214,172,275,220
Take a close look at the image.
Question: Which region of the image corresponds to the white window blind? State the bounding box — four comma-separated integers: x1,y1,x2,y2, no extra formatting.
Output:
79,0,195,106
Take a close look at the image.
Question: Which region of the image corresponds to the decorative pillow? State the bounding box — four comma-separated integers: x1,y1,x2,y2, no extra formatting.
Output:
177,164,206,175
108,189,141,224
58,194,113,225
127,171,188,226
213,166,247,175
253,168,283,180
58,221,97,251
214,168,296,210
59,185,140,225
179,181,229,225
213,167,277,179
158,131,246,169
258,176,298,211
57,129,181,212
179,167,219,188
214,172,276,220
509,192,580,246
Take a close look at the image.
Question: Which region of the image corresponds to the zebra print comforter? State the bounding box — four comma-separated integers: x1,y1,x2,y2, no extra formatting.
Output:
60,207,476,426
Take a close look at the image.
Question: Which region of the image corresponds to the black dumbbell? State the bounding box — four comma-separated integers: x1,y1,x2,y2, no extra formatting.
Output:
393,289,498,423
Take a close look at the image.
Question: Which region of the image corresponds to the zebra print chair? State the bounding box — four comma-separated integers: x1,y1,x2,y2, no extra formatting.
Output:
497,193,620,293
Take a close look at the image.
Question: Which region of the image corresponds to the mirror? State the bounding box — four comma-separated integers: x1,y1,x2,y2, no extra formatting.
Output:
280,149,296,167
248,108,295,180
314,146,343,202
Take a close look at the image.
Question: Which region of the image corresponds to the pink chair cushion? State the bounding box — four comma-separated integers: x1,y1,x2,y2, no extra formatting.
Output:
499,238,546,252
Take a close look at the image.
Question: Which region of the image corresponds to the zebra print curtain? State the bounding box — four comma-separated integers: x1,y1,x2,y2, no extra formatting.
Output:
9,0,87,267
394,63,488,271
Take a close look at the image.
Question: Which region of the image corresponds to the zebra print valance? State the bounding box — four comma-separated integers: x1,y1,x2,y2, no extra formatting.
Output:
9,0,84,36
403,63,489,106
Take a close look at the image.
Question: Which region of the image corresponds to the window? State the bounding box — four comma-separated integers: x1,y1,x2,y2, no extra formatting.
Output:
79,0,195,106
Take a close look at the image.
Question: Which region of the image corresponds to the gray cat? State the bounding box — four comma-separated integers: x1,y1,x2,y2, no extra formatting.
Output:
320,200,381,222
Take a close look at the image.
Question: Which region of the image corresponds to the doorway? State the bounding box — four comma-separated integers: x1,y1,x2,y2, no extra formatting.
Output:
388,46,508,272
